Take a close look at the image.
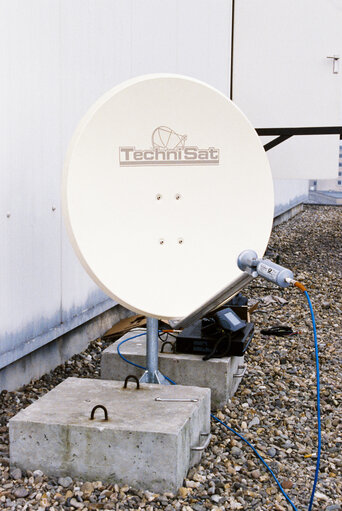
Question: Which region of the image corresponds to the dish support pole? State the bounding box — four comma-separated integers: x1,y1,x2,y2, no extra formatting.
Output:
140,317,170,384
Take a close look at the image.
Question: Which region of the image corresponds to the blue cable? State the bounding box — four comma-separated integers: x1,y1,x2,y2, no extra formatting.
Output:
163,374,177,385
304,290,321,511
116,293,321,511
117,332,147,370
211,413,299,511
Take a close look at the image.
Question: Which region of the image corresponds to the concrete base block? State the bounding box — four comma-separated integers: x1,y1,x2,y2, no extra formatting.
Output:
101,333,246,409
9,377,210,493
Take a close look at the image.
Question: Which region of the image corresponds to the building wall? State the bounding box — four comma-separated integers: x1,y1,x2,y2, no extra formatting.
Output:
311,143,342,191
273,180,308,217
0,0,232,370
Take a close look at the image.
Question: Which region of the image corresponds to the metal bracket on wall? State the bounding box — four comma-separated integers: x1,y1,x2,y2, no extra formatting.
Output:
326,55,340,74
256,126,342,152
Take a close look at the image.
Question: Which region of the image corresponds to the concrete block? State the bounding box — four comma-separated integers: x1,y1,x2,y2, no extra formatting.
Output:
101,332,246,409
9,377,210,493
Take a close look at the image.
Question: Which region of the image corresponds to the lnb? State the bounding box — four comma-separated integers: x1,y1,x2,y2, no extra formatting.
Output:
237,249,294,288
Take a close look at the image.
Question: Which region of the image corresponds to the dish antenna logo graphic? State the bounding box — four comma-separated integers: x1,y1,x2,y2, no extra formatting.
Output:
119,126,220,166
152,126,187,150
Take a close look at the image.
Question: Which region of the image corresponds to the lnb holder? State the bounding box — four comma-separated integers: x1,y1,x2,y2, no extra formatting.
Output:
237,250,294,288
173,251,294,330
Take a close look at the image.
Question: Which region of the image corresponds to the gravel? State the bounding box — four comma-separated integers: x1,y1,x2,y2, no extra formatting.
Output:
0,205,341,510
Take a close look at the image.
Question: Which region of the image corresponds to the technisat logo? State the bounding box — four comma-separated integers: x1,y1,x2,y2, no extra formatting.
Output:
119,126,220,166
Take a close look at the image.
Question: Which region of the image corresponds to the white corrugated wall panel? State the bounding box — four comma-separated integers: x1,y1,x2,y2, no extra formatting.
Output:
0,1,62,367
59,0,134,324
0,0,233,368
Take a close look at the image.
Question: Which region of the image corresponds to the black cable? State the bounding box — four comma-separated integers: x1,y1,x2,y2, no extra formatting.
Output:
260,325,296,337
158,331,177,342
202,334,232,361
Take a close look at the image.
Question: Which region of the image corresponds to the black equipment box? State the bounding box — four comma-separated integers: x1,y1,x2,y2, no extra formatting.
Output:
175,317,254,360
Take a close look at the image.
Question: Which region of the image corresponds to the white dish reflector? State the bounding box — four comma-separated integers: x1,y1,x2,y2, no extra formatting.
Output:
63,74,274,320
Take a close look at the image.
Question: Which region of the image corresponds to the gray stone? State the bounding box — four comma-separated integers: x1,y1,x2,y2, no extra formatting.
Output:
33,469,44,478
266,447,277,458
248,416,260,428
13,487,29,498
58,476,73,488
211,494,221,503
101,333,246,408
10,467,22,480
192,505,206,511
70,497,84,508
9,377,210,493
231,446,243,457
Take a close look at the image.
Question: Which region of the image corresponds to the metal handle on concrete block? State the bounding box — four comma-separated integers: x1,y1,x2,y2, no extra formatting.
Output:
191,432,212,451
123,375,140,389
90,405,108,421
155,397,199,402
233,364,247,379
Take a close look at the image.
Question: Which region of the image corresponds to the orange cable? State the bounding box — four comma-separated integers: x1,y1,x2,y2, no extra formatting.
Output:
294,281,307,292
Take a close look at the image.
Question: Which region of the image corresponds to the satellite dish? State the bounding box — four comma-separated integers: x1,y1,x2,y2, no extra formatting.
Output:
63,74,274,321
